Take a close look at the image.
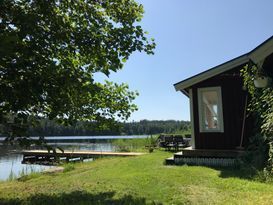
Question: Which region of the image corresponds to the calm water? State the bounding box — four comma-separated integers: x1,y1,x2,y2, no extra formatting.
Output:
0,151,54,181
0,135,147,181
0,135,147,142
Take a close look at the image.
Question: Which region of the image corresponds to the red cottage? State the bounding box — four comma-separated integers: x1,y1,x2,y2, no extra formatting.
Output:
167,36,273,166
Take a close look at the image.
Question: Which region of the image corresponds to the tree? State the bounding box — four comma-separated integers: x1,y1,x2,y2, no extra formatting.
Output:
0,0,155,144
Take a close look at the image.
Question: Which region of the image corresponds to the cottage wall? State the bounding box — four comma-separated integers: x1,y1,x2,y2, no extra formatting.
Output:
190,65,251,149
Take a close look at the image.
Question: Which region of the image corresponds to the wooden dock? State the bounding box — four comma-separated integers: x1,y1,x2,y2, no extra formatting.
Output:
22,150,145,164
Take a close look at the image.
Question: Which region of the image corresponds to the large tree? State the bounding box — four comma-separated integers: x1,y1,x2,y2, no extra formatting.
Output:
0,0,155,144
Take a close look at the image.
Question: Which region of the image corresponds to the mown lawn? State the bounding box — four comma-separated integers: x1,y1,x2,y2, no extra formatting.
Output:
0,151,272,205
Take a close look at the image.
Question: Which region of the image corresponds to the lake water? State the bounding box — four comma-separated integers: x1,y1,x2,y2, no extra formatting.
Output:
0,135,147,181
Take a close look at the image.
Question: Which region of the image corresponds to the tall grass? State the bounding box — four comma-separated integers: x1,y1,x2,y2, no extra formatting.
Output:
112,135,158,152
63,163,75,172
7,170,16,181
7,166,41,182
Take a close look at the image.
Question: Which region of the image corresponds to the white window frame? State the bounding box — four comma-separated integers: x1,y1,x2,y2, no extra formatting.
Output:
197,86,224,133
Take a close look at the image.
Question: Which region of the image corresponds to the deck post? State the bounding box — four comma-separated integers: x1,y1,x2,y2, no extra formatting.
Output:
189,89,195,148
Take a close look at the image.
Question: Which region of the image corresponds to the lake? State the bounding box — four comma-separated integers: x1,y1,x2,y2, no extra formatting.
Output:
0,135,148,181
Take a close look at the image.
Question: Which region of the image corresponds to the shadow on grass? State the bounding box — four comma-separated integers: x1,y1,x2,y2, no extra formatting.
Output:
0,190,161,205
215,167,260,181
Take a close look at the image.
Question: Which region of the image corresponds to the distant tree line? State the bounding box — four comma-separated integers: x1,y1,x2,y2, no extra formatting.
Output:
26,119,190,136
121,120,190,135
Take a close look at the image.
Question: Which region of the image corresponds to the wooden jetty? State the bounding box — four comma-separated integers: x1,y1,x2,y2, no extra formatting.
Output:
22,150,145,164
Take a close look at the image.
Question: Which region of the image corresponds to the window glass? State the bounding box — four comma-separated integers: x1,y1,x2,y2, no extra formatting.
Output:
198,87,224,132
202,91,218,130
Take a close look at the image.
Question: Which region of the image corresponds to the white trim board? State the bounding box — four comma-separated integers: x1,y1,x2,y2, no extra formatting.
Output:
174,55,248,91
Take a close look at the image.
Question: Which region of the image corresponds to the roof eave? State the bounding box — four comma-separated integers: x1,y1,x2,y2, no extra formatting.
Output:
248,36,273,64
174,35,273,95
174,54,249,91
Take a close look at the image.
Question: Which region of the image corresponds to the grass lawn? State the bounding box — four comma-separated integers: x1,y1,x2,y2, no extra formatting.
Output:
0,150,273,205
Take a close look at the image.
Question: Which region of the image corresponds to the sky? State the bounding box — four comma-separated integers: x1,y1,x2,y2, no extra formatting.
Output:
97,0,273,122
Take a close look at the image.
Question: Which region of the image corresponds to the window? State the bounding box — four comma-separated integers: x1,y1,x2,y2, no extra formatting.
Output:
198,87,224,132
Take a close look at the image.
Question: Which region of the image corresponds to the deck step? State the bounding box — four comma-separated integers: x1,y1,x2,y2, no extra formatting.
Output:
168,148,245,167
165,157,175,165
174,148,244,158
174,156,236,167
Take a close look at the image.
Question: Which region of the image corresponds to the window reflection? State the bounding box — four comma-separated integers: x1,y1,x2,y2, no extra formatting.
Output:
198,87,223,132
202,91,218,129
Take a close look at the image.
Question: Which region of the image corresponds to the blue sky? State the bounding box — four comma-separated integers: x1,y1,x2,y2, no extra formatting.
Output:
97,0,273,122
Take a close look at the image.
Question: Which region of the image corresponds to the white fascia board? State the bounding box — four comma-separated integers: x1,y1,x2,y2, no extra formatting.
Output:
248,38,273,64
174,55,249,91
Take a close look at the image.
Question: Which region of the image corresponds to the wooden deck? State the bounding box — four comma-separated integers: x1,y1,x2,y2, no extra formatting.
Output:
22,150,145,164
176,146,245,158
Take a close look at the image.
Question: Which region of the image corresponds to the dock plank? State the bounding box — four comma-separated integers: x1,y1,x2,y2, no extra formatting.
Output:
22,150,145,157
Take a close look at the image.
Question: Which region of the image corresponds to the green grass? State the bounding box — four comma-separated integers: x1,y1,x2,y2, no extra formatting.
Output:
0,151,273,204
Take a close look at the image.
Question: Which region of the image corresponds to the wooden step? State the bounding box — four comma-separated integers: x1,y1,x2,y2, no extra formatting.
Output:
165,157,175,165
174,156,236,167
174,147,245,158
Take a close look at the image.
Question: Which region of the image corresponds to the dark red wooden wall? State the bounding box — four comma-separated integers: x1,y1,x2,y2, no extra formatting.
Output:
190,65,251,149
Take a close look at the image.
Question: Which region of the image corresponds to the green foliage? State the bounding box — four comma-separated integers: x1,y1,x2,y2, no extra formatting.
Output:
26,119,190,136
113,138,145,152
7,170,15,182
7,166,41,182
113,139,132,152
18,172,41,182
0,0,155,144
145,136,157,153
113,136,158,152
241,64,273,175
63,163,75,173
244,133,268,168
145,135,157,147
121,120,191,135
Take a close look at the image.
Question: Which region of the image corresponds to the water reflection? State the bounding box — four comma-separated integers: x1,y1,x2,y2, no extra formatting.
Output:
0,153,54,181
48,142,114,152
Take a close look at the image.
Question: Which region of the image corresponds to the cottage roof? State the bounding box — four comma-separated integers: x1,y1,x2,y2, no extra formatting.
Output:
174,36,273,93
